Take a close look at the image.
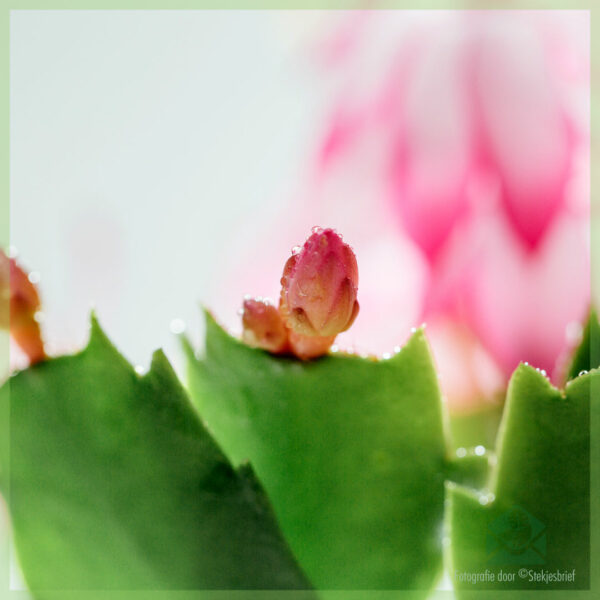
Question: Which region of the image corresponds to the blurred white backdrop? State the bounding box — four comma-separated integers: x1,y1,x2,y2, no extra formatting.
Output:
11,10,333,372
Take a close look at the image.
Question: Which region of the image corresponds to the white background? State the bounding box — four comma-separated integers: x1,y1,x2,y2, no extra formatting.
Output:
10,10,340,372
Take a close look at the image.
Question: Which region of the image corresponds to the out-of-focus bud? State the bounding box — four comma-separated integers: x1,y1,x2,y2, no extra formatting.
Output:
241,298,289,354
0,249,46,365
0,253,9,330
280,227,359,338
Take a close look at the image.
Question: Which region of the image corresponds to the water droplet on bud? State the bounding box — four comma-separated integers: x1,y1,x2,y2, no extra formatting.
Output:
291,245,301,255
28,271,41,285
578,370,589,377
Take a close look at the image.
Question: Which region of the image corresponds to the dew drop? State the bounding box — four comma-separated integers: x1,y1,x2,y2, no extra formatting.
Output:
330,344,339,353
311,226,323,234
33,310,44,324
410,327,417,334
8,245,18,258
578,370,589,377
28,271,41,285
456,447,467,458
170,318,186,335
254,296,263,303
382,352,392,360
263,297,273,306
393,345,402,354
474,445,485,456
540,369,547,377
243,294,251,301
237,308,244,316
524,361,529,366
134,365,145,375
291,245,302,255
478,494,490,506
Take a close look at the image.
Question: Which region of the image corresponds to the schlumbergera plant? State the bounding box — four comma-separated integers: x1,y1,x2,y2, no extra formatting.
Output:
0,228,596,598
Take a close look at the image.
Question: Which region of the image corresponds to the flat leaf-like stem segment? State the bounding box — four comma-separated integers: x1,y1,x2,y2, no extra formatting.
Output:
566,308,600,381
448,365,593,593
184,311,448,592
0,316,313,593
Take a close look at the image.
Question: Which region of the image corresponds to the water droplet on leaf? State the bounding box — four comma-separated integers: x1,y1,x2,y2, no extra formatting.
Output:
170,318,186,335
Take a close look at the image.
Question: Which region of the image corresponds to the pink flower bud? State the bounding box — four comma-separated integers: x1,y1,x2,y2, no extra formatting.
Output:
280,227,359,338
0,249,46,365
287,330,335,361
241,298,289,354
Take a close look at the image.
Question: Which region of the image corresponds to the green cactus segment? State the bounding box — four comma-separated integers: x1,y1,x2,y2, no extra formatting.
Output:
446,451,492,491
566,308,600,381
184,311,448,591
0,316,313,592
449,403,504,451
449,365,593,593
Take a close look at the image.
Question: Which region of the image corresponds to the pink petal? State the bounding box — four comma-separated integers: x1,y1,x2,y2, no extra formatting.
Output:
388,24,473,262
474,19,573,250
460,208,589,381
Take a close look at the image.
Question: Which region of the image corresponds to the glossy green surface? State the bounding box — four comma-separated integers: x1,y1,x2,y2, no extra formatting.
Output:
566,309,600,381
449,366,593,593
0,317,312,592
184,312,448,592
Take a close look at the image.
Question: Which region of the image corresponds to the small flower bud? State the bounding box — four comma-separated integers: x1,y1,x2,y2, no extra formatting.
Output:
287,330,335,361
280,228,359,338
241,298,289,354
0,249,46,364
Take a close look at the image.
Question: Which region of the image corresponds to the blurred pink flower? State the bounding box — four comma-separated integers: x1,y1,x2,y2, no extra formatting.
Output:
315,12,589,393
220,12,590,410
